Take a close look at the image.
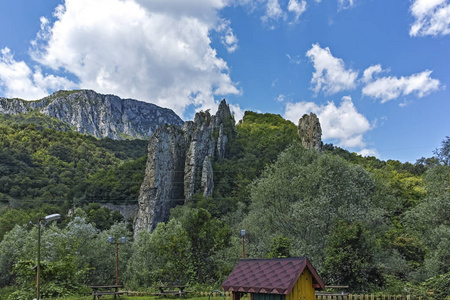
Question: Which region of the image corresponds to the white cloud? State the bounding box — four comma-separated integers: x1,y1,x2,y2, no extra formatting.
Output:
284,96,372,148
276,94,286,102
229,103,245,123
358,148,379,157
362,66,441,102
261,0,285,23
362,64,384,83
338,0,356,10
306,43,358,95
0,48,76,100
288,0,307,22
410,0,450,36
217,19,239,53
286,54,302,64
222,27,239,53
26,0,239,118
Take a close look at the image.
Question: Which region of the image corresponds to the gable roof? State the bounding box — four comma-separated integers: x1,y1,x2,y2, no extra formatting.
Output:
222,257,325,295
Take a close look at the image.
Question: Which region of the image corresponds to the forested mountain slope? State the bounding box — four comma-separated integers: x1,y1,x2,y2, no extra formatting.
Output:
0,108,448,299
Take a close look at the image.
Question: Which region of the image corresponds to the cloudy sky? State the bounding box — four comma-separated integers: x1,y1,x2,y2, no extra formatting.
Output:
0,0,449,162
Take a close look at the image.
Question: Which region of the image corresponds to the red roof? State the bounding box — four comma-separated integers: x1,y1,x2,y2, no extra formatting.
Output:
222,257,325,294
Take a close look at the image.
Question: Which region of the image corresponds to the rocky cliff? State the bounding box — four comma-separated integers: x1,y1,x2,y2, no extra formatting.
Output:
134,100,234,235
298,113,323,150
0,90,184,139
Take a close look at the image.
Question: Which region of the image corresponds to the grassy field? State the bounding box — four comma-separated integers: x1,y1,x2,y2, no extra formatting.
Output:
54,296,236,300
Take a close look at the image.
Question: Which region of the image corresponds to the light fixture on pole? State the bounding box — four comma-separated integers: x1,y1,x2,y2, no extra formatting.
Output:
36,213,61,300
108,236,126,286
241,230,246,259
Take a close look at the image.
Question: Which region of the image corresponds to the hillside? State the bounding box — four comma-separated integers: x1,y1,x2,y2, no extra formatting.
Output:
0,106,448,299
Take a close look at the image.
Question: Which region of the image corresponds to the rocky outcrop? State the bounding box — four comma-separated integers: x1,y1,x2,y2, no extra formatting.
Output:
134,100,234,236
201,157,214,198
298,113,323,150
0,90,184,139
133,125,187,233
183,99,233,201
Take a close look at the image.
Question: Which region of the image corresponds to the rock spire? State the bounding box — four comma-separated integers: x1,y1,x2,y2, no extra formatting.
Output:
298,113,323,150
133,100,234,236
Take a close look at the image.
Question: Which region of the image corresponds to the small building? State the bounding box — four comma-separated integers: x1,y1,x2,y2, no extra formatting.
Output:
222,257,325,300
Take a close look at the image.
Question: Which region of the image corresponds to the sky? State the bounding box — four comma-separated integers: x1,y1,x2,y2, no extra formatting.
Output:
0,0,449,163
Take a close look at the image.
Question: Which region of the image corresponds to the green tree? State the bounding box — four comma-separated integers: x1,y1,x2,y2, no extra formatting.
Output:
171,207,231,284
405,159,450,279
125,219,193,288
434,136,450,166
323,220,382,292
267,236,291,258
242,143,387,272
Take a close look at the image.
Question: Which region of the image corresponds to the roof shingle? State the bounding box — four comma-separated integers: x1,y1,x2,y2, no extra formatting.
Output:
222,257,325,294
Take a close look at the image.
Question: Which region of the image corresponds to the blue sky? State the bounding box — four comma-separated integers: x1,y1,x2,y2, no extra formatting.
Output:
0,0,449,163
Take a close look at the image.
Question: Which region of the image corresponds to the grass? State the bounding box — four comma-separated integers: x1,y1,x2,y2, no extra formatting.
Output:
55,296,238,300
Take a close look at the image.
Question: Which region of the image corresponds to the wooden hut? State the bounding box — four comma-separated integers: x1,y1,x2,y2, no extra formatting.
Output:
222,257,325,300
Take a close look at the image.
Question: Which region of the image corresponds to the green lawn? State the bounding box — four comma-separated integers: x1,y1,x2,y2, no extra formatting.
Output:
54,295,239,300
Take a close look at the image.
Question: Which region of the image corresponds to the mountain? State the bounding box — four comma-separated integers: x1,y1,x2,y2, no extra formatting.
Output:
0,90,184,139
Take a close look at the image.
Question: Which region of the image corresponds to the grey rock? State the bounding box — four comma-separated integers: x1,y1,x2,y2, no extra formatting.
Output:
298,113,323,150
201,156,214,198
134,125,187,235
0,90,184,140
133,99,234,236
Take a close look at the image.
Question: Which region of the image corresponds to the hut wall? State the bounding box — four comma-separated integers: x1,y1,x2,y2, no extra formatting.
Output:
253,294,285,300
287,269,315,300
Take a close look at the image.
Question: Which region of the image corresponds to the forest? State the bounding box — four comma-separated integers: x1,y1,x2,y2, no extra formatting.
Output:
0,111,448,299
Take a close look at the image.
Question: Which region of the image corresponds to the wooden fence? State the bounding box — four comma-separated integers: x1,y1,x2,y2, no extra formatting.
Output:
201,291,424,300
315,295,424,300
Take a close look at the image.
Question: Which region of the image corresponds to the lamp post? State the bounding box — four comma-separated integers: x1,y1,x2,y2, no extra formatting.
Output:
36,213,61,300
241,230,246,259
108,236,126,286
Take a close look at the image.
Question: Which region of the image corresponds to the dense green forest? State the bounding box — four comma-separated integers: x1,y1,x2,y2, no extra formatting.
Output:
0,112,448,299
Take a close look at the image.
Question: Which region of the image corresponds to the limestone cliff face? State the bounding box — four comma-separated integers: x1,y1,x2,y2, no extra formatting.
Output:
0,90,184,139
298,113,323,150
134,100,234,236
133,125,186,233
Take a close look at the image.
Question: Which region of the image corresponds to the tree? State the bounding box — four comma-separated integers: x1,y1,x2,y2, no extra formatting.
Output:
323,220,383,292
405,161,450,279
125,219,193,288
267,236,291,258
172,207,231,284
242,143,386,270
434,136,450,166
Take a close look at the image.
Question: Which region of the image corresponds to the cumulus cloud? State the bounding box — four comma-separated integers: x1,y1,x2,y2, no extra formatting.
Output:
20,0,240,118
0,48,76,99
306,43,358,95
362,65,441,102
284,96,372,148
410,0,450,36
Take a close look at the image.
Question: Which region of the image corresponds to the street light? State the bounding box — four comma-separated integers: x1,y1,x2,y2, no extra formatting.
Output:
108,236,126,286
36,213,61,300
241,230,246,259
